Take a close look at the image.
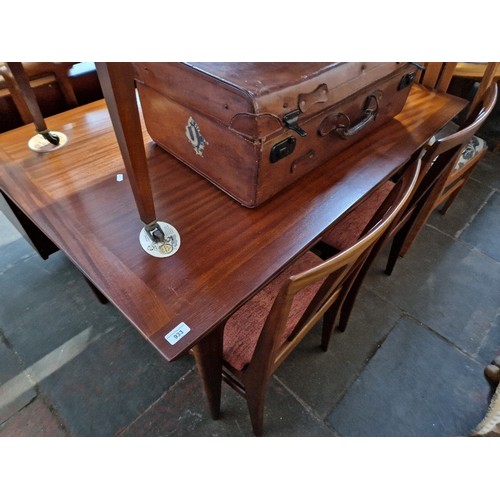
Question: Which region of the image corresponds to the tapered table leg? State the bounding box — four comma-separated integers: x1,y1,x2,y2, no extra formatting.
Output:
191,323,224,420
95,62,158,227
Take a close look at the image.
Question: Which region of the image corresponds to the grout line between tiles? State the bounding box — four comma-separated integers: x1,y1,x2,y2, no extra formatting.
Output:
115,365,198,436
273,372,338,436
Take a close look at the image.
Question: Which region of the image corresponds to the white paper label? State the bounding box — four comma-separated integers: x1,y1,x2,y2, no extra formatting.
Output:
165,322,191,345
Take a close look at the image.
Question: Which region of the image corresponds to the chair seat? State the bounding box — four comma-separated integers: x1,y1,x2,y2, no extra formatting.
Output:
454,134,487,171
321,180,395,251
321,133,487,254
223,251,325,371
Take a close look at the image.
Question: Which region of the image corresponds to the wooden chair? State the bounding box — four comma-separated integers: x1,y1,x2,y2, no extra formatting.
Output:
414,62,458,93
400,67,498,251
413,62,499,215
432,63,499,214
195,156,421,436
319,82,498,334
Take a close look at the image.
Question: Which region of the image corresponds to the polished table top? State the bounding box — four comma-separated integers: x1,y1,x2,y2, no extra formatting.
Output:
0,85,465,362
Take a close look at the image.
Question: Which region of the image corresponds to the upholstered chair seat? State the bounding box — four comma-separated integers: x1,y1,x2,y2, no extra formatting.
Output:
223,251,325,371
455,135,487,171
321,180,394,251
323,129,488,254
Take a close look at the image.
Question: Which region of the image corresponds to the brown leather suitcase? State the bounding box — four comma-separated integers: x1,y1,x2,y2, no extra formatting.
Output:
133,62,417,207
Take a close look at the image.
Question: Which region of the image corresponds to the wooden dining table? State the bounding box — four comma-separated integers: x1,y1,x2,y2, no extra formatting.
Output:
0,80,466,417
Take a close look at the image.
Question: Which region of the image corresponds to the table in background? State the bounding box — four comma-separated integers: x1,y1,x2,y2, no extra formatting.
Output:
454,62,500,81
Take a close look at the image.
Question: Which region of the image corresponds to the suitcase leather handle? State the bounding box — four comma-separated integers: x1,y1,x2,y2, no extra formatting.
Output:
319,94,380,139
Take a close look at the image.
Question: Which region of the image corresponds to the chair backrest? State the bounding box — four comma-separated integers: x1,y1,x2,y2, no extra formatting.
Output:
416,62,458,93
384,82,498,270
416,82,497,206
465,62,499,120
416,62,499,121
1,62,78,125
0,63,33,124
250,156,421,373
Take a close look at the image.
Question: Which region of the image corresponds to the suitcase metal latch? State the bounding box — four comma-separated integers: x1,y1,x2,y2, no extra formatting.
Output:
283,110,307,137
398,72,416,90
270,136,296,163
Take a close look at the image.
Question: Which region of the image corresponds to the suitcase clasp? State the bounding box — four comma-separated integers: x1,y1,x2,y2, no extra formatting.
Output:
283,109,307,137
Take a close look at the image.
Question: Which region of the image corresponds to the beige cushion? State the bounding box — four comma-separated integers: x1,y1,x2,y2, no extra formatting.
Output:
455,135,487,171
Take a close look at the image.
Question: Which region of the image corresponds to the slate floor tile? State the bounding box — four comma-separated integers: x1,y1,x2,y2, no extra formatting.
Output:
0,338,36,424
0,236,36,274
0,209,16,239
37,324,194,436
469,150,500,190
365,226,500,357
428,178,493,237
460,191,500,261
0,251,126,366
476,315,500,366
0,337,23,384
0,398,66,437
276,287,402,416
327,317,492,436
121,369,334,437
0,209,37,269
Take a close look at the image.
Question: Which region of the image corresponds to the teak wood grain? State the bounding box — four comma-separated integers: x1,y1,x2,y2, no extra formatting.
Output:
0,85,465,363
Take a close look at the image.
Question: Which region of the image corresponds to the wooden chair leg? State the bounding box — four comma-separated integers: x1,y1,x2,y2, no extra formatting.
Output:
440,165,478,215
321,304,339,351
400,170,455,257
337,250,379,332
399,197,438,258
192,323,224,420
399,220,426,258
243,377,269,436
338,279,362,333
440,185,462,215
54,71,79,108
385,227,408,276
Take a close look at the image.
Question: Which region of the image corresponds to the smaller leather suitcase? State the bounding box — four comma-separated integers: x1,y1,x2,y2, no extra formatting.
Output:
133,62,417,207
